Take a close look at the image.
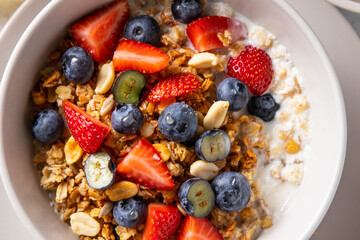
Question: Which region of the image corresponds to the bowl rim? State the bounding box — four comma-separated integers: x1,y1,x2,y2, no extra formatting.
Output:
0,0,347,239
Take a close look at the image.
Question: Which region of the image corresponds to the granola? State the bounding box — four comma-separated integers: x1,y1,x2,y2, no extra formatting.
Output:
31,0,310,239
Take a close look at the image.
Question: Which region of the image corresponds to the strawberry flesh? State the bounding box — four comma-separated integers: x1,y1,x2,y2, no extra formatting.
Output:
113,39,169,74
71,0,129,62
62,100,110,154
116,139,175,190
186,16,247,52
143,203,182,240
227,45,274,96
147,73,200,102
177,215,224,240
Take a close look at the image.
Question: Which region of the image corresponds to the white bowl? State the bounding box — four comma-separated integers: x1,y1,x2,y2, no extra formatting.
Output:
0,0,346,239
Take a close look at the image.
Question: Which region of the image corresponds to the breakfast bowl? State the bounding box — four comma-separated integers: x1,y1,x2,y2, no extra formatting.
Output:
0,0,346,239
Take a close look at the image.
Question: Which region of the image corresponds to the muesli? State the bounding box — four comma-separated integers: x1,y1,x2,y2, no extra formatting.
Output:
31,0,310,239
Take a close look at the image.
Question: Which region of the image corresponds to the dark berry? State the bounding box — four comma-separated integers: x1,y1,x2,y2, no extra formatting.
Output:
111,103,144,134
247,93,280,121
62,46,94,84
112,70,146,105
124,15,161,46
113,196,147,228
211,172,251,213
195,129,231,162
171,0,202,24
158,102,198,142
84,152,116,190
32,109,64,144
178,178,215,218
217,78,249,111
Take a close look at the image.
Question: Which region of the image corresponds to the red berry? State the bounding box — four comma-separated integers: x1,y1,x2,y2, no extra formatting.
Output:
147,73,200,102
227,45,274,96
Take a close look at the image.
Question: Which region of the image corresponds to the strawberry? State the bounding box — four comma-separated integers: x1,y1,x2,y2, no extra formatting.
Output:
147,73,200,102
143,203,182,240
177,215,224,240
116,139,175,190
113,39,169,74
186,16,247,52
71,0,129,62
227,45,274,96
62,100,110,154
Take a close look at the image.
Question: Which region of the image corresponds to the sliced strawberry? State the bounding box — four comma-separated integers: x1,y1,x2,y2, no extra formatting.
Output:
186,16,247,52
71,0,129,62
177,215,224,240
113,39,169,74
62,100,110,154
147,73,200,102
143,203,182,240
116,139,175,190
227,45,274,96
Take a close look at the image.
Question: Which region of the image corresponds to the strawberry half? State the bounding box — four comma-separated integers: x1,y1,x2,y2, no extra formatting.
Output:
143,203,182,240
177,215,224,240
186,16,247,52
113,39,169,74
147,73,200,102
71,0,129,62
62,100,110,154
116,139,175,190
227,45,274,96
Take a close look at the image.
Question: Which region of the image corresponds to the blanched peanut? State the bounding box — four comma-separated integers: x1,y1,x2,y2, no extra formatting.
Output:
100,94,115,116
70,212,100,236
105,181,139,201
95,62,115,94
203,101,229,130
188,52,218,69
190,160,219,180
152,144,170,162
64,136,84,165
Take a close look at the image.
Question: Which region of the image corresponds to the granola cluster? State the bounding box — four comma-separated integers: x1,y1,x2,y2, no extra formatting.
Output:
31,0,310,239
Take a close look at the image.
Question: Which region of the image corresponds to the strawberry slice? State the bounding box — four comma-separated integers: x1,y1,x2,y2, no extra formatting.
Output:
177,215,224,240
143,203,182,240
227,45,274,96
71,0,129,62
116,139,175,190
62,100,110,154
147,73,200,102
113,39,169,74
186,16,247,52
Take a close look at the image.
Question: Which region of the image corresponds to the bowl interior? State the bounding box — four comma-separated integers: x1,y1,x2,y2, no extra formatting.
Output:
0,0,346,240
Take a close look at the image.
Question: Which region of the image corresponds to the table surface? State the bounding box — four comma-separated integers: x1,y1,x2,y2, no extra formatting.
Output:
0,0,360,239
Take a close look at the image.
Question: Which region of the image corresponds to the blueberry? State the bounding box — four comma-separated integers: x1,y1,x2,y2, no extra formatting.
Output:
178,178,215,218
111,103,144,134
211,172,251,213
124,15,161,46
84,152,116,190
195,129,231,162
217,78,249,112
112,70,146,105
113,196,147,228
158,102,198,142
171,0,202,24
247,93,280,122
62,46,94,84
32,109,64,144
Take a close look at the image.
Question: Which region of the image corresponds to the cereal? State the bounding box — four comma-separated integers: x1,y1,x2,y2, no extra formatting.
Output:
152,143,171,161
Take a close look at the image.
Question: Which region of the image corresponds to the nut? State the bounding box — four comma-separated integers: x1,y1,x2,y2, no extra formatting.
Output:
203,101,229,130
70,212,100,237
99,202,114,218
64,136,84,165
190,160,219,180
100,94,115,116
152,144,170,162
95,62,115,94
188,52,218,69
105,181,139,201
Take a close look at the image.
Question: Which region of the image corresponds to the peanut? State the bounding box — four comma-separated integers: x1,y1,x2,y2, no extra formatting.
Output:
203,101,229,130
64,136,83,165
188,52,218,69
95,62,115,94
70,212,100,236
190,160,219,180
105,181,139,201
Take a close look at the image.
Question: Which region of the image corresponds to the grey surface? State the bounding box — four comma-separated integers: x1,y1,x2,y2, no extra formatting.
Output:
338,7,360,36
